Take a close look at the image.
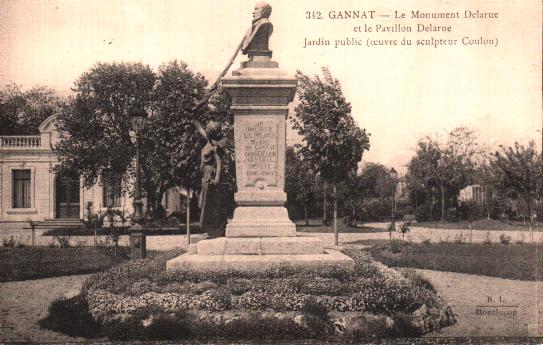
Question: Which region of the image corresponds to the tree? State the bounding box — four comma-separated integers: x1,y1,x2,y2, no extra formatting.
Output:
0,84,62,135
471,160,496,219
55,62,156,198
406,127,482,222
491,141,542,227
357,163,394,199
143,60,209,215
292,67,370,245
285,146,316,224
55,61,221,219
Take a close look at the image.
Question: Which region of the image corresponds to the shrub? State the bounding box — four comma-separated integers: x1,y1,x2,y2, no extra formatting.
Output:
457,201,483,222
38,295,101,338
344,198,391,225
53,235,71,248
415,204,439,222
301,298,333,337
2,236,24,248
84,202,104,229
398,221,411,240
397,201,414,217
389,239,408,254
444,207,458,222
453,233,466,244
499,234,511,245
516,233,525,245
483,231,492,245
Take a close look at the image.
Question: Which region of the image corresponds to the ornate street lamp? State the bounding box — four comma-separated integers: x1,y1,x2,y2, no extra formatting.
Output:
389,168,398,233
129,106,147,258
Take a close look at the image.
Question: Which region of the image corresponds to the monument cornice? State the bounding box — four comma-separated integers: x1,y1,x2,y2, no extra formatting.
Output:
230,106,289,116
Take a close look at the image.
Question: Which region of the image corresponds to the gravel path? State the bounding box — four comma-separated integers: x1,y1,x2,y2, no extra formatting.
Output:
418,269,543,337
0,274,90,342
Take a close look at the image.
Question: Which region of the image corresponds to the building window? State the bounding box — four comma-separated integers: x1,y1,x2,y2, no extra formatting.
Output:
12,169,31,208
102,172,122,207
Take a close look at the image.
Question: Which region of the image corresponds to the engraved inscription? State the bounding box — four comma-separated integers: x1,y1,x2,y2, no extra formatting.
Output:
243,120,278,186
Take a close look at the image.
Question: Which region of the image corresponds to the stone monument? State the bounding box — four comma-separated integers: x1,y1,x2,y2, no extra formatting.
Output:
166,2,353,272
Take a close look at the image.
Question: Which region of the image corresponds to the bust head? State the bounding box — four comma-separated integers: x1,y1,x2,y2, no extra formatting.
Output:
252,2,272,23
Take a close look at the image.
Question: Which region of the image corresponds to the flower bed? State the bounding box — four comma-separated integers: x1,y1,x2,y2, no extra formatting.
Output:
79,247,455,340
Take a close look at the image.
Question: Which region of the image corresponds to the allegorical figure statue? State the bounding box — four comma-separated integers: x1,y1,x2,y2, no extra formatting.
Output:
191,120,233,238
241,2,273,57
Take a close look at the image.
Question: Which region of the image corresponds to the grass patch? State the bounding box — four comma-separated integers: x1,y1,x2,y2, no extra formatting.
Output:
0,246,131,282
415,219,543,232
42,224,204,236
296,219,387,233
369,241,543,281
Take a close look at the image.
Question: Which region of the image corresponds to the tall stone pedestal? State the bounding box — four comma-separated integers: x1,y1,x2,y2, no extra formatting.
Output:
166,58,353,272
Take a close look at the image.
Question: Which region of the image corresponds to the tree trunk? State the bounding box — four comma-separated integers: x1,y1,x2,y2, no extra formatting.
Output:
429,193,434,220
186,188,191,245
322,190,327,225
528,199,533,241
333,183,338,246
304,202,309,226
485,186,490,220
440,184,445,223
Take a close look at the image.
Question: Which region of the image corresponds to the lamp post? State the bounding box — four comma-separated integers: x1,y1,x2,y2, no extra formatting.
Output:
129,107,147,259
389,168,398,233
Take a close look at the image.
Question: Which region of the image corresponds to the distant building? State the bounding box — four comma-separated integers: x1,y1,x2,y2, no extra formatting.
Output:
0,115,180,225
459,184,485,205
396,176,408,201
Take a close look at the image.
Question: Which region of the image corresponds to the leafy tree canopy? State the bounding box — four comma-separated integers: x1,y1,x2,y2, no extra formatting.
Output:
406,126,483,221
491,141,542,219
55,61,232,214
291,67,370,184
0,84,63,135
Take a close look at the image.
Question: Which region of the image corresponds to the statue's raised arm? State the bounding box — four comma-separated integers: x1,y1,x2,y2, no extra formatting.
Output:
241,2,273,58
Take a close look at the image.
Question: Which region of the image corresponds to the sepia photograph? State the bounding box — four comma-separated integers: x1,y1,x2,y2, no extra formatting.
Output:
0,0,541,343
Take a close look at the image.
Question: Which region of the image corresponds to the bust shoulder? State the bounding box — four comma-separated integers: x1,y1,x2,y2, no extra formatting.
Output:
242,18,274,53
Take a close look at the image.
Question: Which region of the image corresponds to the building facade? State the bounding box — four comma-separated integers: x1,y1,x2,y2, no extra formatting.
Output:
0,115,180,224
459,184,485,205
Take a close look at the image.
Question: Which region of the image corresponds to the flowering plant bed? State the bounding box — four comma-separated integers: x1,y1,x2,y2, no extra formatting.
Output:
74,247,455,340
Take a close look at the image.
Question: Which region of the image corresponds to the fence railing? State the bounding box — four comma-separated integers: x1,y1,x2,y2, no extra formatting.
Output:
0,136,41,148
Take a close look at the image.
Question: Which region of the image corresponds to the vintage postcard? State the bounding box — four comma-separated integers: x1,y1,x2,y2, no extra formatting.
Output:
0,0,541,343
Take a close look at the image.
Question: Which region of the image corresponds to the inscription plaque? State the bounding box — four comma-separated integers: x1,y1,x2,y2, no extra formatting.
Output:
242,119,278,186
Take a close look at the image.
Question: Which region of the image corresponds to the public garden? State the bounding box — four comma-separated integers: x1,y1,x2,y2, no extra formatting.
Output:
1,2,542,342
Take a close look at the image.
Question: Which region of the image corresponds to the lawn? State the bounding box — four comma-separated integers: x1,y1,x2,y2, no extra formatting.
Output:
0,246,131,282
367,241,543,281
295,218,387,233
415,219,543,232
42,224,204,236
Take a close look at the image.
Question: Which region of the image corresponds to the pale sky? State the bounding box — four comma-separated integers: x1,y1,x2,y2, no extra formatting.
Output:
1,0,541,174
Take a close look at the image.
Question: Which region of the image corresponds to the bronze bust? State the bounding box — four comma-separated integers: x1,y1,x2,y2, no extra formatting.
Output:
241,2,273,58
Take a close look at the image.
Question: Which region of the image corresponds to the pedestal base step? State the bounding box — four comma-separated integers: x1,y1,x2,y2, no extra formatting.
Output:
196,236,324,255
166,249,354,272
225,206,296,237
